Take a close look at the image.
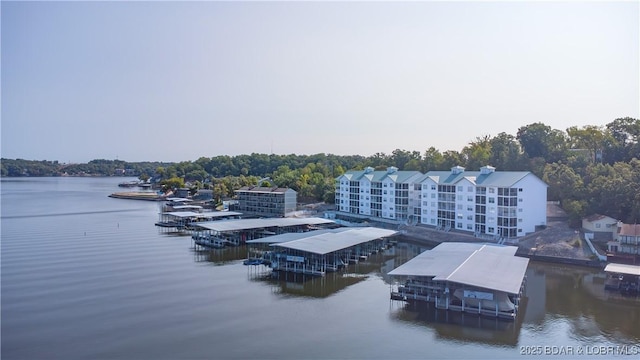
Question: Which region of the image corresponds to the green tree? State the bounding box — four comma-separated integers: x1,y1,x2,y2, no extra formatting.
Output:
488,133,523,170
161,177,185,192
517,123,568,162
462,135,492,170
423,147,444,171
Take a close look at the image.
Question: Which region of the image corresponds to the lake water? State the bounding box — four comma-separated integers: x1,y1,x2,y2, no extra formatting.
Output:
2,177,639,359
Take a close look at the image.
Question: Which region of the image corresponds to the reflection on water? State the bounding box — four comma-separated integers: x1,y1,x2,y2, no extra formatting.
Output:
390,301,524,347
192,244,248,265
183,232,640,345
524,262,640,344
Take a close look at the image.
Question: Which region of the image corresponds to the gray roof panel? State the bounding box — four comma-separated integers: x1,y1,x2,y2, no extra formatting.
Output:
193,217,335,232
388,243,528,294
245,228,351,244
272,227,397,255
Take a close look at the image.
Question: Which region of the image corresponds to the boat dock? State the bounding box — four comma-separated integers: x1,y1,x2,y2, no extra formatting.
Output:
263,227,398,276
388,242,529,320
189,217,338,247
156,211,242,233
603,263,640,296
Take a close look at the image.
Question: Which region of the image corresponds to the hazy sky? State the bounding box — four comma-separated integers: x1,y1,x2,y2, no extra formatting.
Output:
2,1,638,163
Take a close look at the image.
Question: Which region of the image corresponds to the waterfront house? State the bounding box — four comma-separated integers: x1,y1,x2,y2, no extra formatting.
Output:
582,214,619,241
607,223,640,256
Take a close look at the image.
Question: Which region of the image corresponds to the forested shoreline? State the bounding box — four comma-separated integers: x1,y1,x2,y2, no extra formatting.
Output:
3,119,639,224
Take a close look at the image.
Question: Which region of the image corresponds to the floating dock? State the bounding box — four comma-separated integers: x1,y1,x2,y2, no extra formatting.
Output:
263,227,398,276
603,263,640,296
189,217,338,246
156,211,242,232
388,242,529,320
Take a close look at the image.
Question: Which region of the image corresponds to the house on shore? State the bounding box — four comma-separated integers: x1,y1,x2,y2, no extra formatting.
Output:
607,223,640,263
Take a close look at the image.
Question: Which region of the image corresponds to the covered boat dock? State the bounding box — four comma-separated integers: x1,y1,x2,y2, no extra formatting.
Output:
190,217,338,246
155,211,242,232
266,227,398,276
388,242,529,320
604,263,640,296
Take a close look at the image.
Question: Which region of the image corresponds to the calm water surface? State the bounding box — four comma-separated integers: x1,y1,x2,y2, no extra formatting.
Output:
2,177,639,359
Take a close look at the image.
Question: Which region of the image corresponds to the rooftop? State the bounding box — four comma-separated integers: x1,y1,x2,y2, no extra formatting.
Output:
604,263,640,276
272,227,398,255
388,242,529,294
246,228,352,244
192,217,335,232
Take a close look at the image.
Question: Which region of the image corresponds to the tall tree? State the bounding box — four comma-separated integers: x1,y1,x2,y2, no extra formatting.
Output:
462,135,491,170
566,125,608,163
604,117,640,163
423,147,444,171
517,123,568,163
488,132,523,170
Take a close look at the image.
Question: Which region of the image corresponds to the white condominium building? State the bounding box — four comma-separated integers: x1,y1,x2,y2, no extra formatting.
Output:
335,167,423,222
336,165,547,238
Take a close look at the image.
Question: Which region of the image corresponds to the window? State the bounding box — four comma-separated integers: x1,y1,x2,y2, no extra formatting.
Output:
431,202,436,207
468,186,473,192
457,222,462,228
488,198,495,204
457,204,462,210
467,196,473,202
518,218,523,222
488,227,494,233
431,193,436,198
596,223,601,228
457,186,463,191
489,188,495,194
519,208,523,212
431,185,436,190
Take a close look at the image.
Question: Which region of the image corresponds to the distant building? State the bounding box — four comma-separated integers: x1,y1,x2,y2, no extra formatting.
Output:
335,165,547,238
193,189,213,201
174,188,190,198
235,186,297,217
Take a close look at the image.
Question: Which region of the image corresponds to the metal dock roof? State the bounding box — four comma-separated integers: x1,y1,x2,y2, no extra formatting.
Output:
245,228,351,244
272,227,397,255
388,243,529,294
192,217,335,232
162,211,242,219
604,263,640,276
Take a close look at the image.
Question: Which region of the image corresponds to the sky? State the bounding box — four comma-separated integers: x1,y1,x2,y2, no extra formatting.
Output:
1,1,638,163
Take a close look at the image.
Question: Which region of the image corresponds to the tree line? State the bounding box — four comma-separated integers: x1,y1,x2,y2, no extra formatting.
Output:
2,117,639,225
